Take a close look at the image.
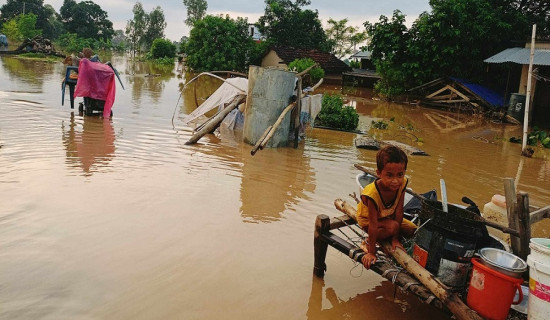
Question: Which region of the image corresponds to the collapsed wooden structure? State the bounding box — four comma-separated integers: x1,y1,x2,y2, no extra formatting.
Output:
408,78,506,116
313,175,550,319
0,35,65,57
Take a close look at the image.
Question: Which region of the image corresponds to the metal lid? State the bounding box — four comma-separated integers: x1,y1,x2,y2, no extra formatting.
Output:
479,248,527,275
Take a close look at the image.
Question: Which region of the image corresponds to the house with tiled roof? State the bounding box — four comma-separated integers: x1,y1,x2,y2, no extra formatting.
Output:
261,46,351,84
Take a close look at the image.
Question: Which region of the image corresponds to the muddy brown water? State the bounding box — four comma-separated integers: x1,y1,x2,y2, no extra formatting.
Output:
0,54,549,320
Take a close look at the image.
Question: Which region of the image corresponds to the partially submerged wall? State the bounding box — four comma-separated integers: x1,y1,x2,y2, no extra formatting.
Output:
243,66,295,147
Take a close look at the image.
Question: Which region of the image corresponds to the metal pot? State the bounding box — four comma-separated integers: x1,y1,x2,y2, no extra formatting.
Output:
478,248,527,278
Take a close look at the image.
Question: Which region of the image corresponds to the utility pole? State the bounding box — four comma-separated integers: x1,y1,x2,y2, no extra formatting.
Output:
521,24,536,156
23,2,26,15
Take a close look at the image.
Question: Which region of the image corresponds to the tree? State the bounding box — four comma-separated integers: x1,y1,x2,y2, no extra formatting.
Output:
325,18,367,59
126,2,147,56
364,10,409,98
150,38,176,58
111,29,127,51
185,15,256,71
258,0,329,51
1,13,42,41
0,0,56,38
183,0,208,27
143,6,166,49
60,0,114,41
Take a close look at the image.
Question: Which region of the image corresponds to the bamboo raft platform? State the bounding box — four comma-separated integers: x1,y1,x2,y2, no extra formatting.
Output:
313,177,550,320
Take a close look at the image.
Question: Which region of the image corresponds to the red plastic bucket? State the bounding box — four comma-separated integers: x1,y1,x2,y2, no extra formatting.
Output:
467,258,524,320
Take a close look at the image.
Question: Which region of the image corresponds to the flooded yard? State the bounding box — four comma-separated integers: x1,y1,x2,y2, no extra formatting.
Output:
0,54,549,320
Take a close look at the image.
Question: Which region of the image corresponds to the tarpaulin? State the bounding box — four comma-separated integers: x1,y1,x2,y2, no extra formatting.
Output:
74,59,116,117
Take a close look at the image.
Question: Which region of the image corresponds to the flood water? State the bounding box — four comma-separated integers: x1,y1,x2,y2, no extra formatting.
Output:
1,53,549,320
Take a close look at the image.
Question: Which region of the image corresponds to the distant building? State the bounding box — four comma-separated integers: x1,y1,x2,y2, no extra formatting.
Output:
248,24,263,42
484,42,550,127
261,46,351,84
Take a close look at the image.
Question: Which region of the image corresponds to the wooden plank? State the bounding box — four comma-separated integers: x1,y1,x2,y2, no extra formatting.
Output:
530,205,550,224
446,85,471,101
517,192,531,261
426,85,453,99
433,99,469,103
380,140,429,156
425,113,445,130
504,178,521,256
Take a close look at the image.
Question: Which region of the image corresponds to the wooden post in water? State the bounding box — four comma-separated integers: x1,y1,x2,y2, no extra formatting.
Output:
504,178,521,255
516,192,531,261
243,66,296,147
313,214,330,278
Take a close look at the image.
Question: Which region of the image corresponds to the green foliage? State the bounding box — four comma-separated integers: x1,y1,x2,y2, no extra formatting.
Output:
371,120,388,130
325,18,367,59
1,13,42,41
288,58,324,87
183,0,208,27
0,0,58,39
150,38,176,58
527,128,550,148
315,94,359,130
57,32,93,54
258,0,329,51
364,1,537,99
186,15,256,72
60,0,114,41
349,60,360,68
1,18,20,40
143,6,166,49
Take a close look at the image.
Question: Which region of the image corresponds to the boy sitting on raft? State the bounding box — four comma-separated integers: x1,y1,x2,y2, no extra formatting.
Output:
357,145,417,269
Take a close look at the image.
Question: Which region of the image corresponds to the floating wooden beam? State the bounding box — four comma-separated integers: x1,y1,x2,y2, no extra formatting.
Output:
185,94,246,145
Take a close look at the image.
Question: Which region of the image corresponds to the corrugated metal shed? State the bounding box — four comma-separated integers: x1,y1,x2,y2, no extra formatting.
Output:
349,51,372,59
484,47,550,66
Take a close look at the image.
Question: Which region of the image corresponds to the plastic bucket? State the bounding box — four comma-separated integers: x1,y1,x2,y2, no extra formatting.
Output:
467,258,523,320
527,238,550,320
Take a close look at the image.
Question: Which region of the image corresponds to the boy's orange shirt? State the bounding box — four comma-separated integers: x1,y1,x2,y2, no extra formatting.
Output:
356,177,408,229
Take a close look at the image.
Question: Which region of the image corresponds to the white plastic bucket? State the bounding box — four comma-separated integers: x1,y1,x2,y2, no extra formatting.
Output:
527,238,550,320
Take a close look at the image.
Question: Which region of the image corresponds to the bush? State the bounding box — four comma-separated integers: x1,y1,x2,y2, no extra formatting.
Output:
315,94,359,130
57,33,94,54
150,38,176,59
288,58,324,87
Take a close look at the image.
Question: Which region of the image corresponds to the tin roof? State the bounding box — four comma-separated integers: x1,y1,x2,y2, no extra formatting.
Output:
484,47,550,66
349,50,372,59
450,77,505,108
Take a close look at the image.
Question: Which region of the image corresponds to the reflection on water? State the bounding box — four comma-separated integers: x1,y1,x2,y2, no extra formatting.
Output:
62,113,116,176
1,54,550,320
0,55,60,89
240,147,315,222
306,276,449,320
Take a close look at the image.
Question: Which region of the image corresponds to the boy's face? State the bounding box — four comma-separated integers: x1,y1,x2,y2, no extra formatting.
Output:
376,162,406,192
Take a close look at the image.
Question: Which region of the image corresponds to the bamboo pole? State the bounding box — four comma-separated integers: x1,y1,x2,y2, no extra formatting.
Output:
334,199,483,320
250,125,273,156
522,24,536,155
185,94,246,145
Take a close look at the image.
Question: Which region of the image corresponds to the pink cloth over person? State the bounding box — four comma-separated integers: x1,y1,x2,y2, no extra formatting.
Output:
74,59,116,117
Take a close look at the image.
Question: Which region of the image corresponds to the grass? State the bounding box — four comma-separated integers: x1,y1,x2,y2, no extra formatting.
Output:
16,52,60,63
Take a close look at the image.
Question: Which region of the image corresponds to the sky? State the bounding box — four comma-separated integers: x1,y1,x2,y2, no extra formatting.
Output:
0,0,432,41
